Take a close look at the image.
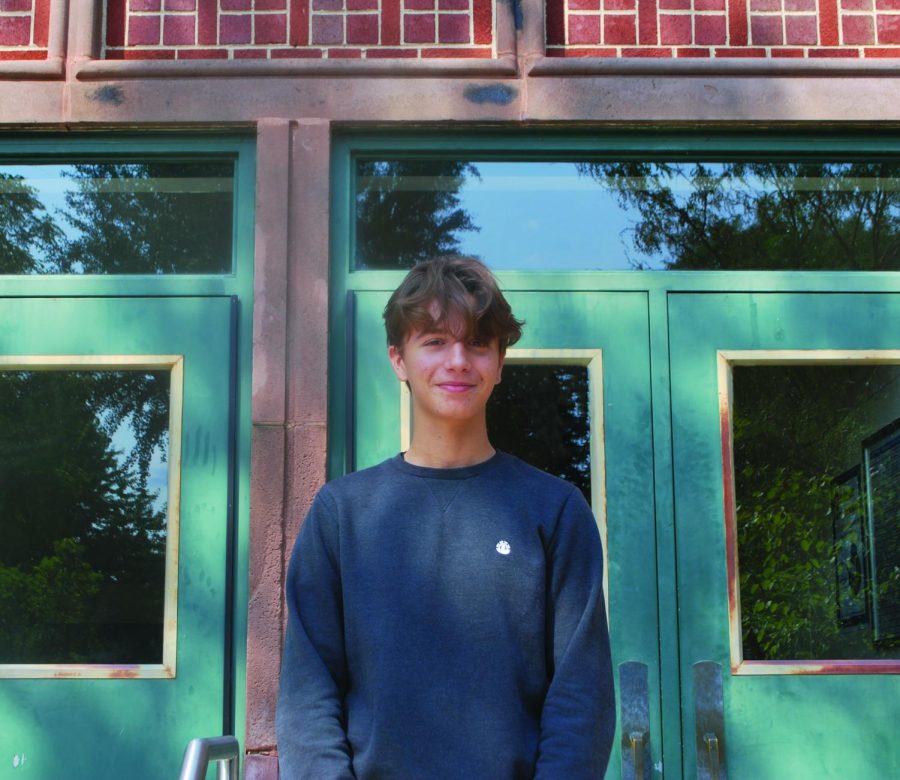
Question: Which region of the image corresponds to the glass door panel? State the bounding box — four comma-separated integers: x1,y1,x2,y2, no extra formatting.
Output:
670,293,900,778
0,297,233,779
353,289,657,777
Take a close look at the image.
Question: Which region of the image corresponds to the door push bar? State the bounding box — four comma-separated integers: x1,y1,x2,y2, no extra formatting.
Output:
694,661,727,780
179,736,240,780
619,661,651,780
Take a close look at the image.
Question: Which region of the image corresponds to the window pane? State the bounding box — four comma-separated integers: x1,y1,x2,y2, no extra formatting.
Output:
355,159,900,271
0,370,170,664
733,364,900,662
487,364,591,503
0,161,234,274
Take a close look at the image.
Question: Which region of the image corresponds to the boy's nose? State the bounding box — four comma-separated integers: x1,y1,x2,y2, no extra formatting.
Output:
445,342,470,369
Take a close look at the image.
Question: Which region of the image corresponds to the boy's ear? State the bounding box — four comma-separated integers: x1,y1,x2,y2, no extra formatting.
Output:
388,344,408,382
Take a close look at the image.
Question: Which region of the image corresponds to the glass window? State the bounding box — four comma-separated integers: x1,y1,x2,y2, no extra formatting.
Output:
733,363,900,662
355,159,900,271
0,368,171,664
0,161,234,274
487,364,591,503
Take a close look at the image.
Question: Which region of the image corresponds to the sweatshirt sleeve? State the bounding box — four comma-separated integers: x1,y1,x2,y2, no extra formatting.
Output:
276,490,356,779
535,486,616,779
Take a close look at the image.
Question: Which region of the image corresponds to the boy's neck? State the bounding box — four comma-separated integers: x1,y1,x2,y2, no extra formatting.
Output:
403,422,496,469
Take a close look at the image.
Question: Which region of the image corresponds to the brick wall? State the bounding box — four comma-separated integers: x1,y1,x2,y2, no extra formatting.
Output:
546,0,900,57
0,0,49,59
103,0,494,59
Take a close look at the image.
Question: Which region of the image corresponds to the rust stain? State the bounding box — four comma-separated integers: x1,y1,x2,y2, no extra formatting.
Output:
719,380,740,641
737,659,900,676
108,667,141,679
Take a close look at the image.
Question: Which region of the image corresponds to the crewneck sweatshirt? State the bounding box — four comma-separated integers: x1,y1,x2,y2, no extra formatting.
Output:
277,452,615,779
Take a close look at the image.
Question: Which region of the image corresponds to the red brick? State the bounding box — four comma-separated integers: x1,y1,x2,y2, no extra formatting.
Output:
621,46,671,54
438,0,468,6
729,0,749,43
749,0,779,9
0,49,46,59
312,14,343,43
694,0,724,8
808,46,860,54
843,14,874,42
382,0,401,43
128,15,161,44
658,0,688,8
163,14,196,44
348,0,379,7
473,0,490,35
605,0,635,7
33,0,49,47
863,44,900,53
0,0,32,10
660,13,691,43
256,0,287,8
714,46,768,55
234,47,268,56
130,0,161,9
420,44,491,54
638,0,658,43
844,0,872,6
256,13,288,43
438,12,470,41
220,13,252,42
405,12,435,41
107,0,127,46
546,0,566,43
785,14,818,43
878,13,900,41
819,0,840,44
118,47,176,58
327,47,362,56
177,46,228,57
272,46,323,56
345,13,379,42
406,0,434,8
771,46,805,55
568,14,601,43
785,0,816,8
198,0,216,42
570,0,601,9
365,46,418,56
876,0,900,8
604,13,637,43
677,46,711,55
222,0,252,7
751,14,784,44
695,14,726,43
290,0,308,44
164,0,195,9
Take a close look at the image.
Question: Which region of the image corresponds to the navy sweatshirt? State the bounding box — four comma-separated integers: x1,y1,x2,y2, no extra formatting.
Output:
276,452,615,779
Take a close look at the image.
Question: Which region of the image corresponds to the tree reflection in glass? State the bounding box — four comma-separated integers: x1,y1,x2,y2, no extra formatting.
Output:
733,364,900,661
0,370,170,664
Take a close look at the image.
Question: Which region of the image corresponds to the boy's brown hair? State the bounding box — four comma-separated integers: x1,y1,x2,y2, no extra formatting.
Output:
383,256,524,352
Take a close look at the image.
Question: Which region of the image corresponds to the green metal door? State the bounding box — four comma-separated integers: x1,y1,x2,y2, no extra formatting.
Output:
0,296,234,778
351,288,660,777
670,293,900,778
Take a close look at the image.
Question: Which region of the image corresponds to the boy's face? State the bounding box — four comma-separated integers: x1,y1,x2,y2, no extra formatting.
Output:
388,314,504,429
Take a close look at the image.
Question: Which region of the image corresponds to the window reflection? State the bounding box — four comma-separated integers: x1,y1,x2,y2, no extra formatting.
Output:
0,370,170,664
487,364,591,503
733,364,900,661
355,159,900,271
0,161,234,274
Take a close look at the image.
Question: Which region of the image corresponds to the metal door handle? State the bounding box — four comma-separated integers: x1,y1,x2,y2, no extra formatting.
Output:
694,661,727,780
619,661,650,780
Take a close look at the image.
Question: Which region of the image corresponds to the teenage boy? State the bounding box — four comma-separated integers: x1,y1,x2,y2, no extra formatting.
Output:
277,257,615,779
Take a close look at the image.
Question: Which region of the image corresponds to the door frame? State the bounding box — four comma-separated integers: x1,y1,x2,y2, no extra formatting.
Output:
329,130,900,778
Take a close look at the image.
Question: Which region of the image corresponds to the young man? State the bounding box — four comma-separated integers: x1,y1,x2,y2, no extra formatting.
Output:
277,257,615,778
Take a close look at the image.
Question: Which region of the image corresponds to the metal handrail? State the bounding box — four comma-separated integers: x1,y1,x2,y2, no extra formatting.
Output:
179,736,240,780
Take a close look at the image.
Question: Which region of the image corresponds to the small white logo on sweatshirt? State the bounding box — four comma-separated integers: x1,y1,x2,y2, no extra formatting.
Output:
496,540,511,555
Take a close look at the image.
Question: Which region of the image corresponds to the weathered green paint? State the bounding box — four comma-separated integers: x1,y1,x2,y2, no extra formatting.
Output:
0,135,257,772
669,293,900,779
350,289,660,778
0,296,232,779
